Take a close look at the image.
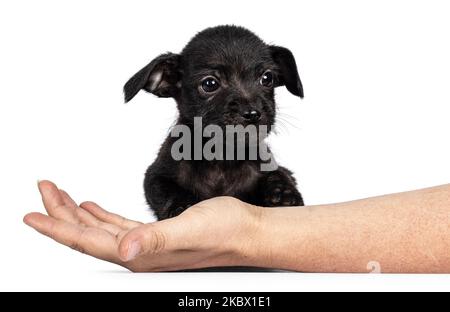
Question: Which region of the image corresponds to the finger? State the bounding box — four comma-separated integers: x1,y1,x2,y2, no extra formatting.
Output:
24,212,120,263
59,189,101,225
80,201,142,230
38,180,78,223
59,190,122,235
117,217,191,262
59,189,78,210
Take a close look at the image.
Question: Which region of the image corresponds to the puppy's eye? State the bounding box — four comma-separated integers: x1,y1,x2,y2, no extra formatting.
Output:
260,71,273,87
201,77,220,93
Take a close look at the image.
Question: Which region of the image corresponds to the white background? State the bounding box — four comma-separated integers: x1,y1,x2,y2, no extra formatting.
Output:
1,0,449,291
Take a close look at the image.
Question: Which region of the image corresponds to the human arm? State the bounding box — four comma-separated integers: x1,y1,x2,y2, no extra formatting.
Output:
252,184,450,273
24,181,450,273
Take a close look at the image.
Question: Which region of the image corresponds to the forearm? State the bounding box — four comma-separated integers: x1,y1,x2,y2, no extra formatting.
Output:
248,184,450,273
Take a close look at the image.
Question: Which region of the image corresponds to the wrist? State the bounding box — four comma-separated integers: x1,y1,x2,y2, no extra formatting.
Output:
237,205,309,270
231,203,283,269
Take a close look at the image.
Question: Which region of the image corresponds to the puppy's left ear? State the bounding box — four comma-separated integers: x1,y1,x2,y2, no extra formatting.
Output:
124,53,181,103
270,46,304,98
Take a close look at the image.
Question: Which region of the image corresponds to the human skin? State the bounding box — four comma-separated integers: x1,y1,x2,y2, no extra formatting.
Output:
24,181,450,273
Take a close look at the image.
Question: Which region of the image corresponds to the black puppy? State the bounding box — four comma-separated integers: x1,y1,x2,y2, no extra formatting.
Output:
124,25,304,220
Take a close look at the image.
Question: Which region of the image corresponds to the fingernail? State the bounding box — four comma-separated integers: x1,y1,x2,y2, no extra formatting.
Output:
23,214,31,226
125,241,141,261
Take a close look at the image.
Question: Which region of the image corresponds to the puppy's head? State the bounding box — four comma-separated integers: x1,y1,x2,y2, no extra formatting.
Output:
124,26,303,130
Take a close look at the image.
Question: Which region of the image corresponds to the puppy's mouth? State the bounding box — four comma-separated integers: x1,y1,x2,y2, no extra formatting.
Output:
222,113,270,127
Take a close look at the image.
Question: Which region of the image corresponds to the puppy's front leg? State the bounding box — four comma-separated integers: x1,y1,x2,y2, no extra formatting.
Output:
144,173,198,220
258,166,304,207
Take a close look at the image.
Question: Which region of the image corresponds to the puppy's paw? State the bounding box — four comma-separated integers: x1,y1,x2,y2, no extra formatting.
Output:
262,183,303,207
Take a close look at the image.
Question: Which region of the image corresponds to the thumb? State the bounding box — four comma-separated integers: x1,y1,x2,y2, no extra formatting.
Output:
118,218,185,262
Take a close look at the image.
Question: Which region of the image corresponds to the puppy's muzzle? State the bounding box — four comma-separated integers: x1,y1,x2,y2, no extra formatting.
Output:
242,110,261,123
227,98,262,124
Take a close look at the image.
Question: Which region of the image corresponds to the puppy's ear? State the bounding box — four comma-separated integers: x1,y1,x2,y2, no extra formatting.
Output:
124,53,181,103
270,46,304,98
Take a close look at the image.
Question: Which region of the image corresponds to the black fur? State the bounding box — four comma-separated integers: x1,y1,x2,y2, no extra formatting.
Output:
124,25,304,220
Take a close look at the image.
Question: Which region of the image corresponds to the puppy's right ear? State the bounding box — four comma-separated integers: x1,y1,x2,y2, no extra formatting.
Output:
123,53,181,103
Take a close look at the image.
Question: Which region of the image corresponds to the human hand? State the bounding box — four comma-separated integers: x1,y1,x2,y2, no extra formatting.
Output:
24,181,263,272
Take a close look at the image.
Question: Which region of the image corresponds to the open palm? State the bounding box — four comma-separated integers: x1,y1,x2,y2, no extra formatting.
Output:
24,181,260,272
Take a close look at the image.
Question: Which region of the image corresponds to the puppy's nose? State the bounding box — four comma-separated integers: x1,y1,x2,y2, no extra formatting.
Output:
242,110,261,122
